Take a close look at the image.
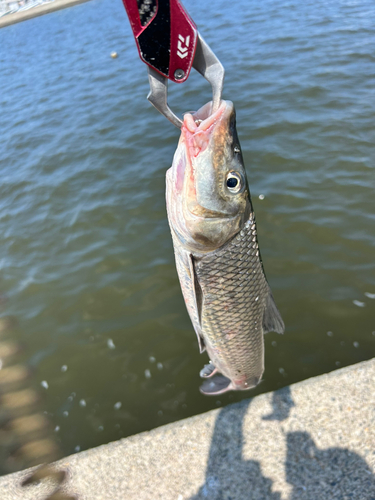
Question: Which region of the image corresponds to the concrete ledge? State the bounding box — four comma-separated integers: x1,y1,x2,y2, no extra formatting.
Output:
1,359,375,499
0,0,92,29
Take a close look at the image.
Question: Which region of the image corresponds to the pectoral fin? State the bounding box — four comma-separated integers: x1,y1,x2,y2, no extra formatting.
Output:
188,253,205,353
188,254,203,328
172,242,205,353
262,289,285,334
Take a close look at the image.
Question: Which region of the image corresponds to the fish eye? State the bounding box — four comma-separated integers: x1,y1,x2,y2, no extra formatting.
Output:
234,145,240,154
226,172,242,193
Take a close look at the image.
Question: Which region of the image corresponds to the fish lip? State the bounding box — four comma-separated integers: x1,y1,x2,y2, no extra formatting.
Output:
182,101,228,159
183,100,227,135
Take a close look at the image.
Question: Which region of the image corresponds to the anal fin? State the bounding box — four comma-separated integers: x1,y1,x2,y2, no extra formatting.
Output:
199,362,218,379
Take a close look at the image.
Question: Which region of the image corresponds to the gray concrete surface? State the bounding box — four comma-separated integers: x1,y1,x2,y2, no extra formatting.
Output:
0,0,92,29
1,359,374,499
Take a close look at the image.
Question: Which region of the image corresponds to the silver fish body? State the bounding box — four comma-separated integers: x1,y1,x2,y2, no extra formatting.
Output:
166,100,284,395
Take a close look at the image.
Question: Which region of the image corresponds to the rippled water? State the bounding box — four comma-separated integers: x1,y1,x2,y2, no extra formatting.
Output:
0,0,374,464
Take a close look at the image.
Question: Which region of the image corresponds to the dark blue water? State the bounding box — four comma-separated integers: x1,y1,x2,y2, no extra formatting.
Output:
0,0,374,461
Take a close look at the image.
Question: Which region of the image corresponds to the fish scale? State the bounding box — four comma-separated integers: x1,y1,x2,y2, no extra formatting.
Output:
194,214,269,384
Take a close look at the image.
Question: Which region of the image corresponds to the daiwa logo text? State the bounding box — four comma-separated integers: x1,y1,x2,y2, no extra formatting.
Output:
177,34,190,59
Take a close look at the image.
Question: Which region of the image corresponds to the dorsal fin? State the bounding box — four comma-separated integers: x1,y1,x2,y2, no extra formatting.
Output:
262,288,285,334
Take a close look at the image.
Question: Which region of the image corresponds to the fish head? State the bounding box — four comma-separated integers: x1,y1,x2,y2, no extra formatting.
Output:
166,100,252,253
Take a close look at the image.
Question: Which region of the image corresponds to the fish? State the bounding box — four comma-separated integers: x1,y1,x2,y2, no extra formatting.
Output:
166,100,284,396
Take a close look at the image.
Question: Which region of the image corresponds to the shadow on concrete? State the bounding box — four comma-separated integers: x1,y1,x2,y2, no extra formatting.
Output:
262,386,295,422
191,391,375,499
190,398,281,500
286,431,375,499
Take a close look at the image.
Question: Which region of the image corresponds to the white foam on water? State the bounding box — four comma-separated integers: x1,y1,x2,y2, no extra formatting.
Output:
107,339,116,349
353,300,365,307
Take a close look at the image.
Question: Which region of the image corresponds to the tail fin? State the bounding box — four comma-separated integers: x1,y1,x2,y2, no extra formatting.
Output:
199,375,233,395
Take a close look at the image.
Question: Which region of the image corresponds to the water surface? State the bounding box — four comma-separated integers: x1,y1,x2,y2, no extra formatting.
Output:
0,0,374,462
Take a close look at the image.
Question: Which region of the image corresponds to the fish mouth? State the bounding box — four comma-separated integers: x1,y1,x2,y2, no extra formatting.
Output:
180,101,235,219
184,101,227,133
183,101,227,158
188,202,233,219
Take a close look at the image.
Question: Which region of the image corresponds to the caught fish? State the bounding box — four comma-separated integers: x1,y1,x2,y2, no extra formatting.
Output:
166,100,284,395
